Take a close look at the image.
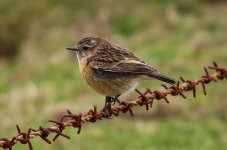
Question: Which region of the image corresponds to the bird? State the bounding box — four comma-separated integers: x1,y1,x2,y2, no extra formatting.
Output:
66,36,176,115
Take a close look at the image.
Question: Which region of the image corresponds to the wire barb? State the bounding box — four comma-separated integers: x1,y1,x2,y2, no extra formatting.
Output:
0,62,226,150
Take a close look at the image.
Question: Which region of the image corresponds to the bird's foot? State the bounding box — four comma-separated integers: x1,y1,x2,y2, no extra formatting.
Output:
101,96,112,118
101,95,121,118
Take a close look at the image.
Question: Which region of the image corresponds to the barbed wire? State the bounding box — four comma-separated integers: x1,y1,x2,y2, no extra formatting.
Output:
0,62,226,150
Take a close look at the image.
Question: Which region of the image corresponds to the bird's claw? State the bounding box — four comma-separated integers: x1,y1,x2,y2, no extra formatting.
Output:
101,104,112,119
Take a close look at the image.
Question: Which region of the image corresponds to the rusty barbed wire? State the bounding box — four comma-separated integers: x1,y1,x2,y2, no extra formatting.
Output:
0,62,226,150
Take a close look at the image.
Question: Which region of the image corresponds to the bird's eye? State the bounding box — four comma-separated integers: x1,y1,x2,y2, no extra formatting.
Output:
82,46,89,51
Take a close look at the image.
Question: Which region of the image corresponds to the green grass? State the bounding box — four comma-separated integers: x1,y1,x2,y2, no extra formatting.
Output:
12,118,227,150
0,0,227,149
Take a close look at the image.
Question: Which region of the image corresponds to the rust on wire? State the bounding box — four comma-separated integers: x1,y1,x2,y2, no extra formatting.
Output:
0,62,226,150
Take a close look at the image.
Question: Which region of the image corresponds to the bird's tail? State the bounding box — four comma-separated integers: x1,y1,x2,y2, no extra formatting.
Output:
148,73,177,85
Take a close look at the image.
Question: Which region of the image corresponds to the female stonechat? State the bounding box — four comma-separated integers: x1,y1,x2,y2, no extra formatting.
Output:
67,36,176,115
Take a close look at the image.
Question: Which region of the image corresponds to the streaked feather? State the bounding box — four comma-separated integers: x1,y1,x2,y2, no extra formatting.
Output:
88,42,176,85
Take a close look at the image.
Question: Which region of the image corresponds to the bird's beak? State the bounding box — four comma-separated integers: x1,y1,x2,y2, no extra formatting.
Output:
66,46,78,51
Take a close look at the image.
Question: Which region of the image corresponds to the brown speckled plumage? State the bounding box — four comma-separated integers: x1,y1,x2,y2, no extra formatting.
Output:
69,36,176,97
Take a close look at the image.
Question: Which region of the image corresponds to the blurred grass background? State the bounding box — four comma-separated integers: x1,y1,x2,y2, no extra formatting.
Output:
0,0,227,149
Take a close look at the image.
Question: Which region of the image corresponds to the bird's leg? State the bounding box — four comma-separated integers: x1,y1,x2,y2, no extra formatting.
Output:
102,95,121,118
102,96,113,118
110,94,121,105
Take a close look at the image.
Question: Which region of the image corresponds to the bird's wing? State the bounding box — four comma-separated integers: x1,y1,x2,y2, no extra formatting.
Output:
88,45,176,85
89,45,158,75
91,58,157,74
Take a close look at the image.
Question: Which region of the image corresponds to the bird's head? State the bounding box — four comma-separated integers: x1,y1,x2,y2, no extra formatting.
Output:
66,36,106,60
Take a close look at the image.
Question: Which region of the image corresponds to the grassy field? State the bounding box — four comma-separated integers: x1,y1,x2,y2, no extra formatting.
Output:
0,0,227,149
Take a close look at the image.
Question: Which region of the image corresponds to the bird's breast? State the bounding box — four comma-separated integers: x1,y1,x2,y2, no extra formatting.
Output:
79,58,111,95
78,58,138,96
